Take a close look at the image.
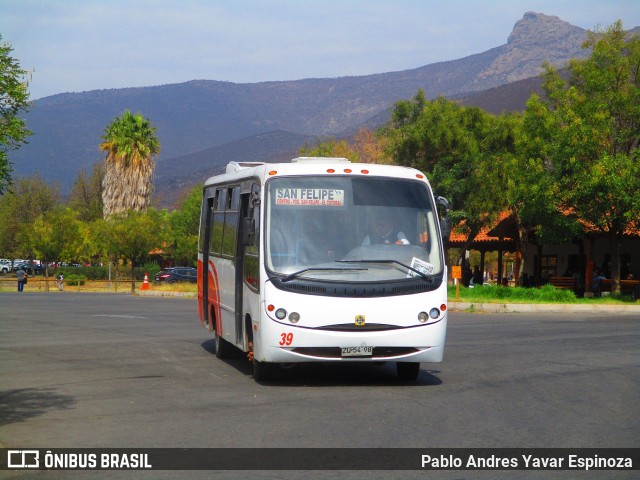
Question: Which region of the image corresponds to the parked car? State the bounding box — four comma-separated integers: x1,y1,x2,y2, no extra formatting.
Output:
13,262,45,275
0,260,11,274
154,267,197,284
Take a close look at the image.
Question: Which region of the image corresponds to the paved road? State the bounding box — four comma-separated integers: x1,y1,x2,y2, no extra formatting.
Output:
1,293,638,479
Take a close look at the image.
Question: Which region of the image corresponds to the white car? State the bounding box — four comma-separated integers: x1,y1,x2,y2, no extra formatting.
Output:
0,261,11,274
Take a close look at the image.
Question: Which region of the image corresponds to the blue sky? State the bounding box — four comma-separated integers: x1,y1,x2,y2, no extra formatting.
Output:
2,0,639,100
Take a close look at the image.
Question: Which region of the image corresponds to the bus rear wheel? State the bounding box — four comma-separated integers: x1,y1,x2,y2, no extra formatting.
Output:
214,332,234,359
396,362,420,381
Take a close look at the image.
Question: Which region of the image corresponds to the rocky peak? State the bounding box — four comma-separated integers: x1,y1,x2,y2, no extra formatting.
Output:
473,12,589,89
508,12,585,46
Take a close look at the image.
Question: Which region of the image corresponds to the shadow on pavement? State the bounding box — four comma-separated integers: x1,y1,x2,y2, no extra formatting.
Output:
201,339,443,387
0,388,75,426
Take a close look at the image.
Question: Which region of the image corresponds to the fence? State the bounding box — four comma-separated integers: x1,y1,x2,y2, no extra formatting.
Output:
0,277,142,293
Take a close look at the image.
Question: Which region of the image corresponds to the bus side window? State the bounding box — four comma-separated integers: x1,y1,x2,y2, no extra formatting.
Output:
244,184,260,290
210,189,226,255
245,191,260,256
227,186,240,210
222,186,239,257
199,194,214,254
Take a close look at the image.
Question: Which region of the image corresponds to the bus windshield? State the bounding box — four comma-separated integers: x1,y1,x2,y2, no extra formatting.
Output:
265,176,444,282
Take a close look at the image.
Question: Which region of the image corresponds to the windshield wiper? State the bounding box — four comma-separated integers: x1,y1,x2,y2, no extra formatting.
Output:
280,267,367,282
337,259,433,282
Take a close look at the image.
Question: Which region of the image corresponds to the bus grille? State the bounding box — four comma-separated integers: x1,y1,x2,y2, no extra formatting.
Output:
289,347,419,359
314,323,403,332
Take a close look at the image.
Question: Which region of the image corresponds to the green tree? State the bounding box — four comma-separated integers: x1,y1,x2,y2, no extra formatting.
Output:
384,91,511,262
0,35,32,194
508,153,582,284
69,163,104,221
100,110,160,217
169,185,201,266
32,207,84,289
0,174,61,261
98,209,171,293
522,21,640,294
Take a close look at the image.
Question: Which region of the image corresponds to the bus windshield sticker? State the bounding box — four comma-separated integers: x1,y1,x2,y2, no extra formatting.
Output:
407,257,434,277
275,188,345,207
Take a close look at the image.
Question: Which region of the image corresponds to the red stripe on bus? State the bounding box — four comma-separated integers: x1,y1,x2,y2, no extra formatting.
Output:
208,259,222,335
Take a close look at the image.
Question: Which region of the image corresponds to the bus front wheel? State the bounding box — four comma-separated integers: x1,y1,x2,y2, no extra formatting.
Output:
396,362,420,381
253,360,277,381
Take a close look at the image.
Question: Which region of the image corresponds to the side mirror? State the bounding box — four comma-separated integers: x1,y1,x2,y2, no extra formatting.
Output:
435,196,451,212
242,217,256,246
440,218,452,243
434,196,451,243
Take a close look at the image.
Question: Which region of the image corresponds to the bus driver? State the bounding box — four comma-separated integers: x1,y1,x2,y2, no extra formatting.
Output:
362,216,410,246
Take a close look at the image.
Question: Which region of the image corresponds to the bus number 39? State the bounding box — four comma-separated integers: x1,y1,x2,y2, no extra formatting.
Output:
279,332,294,346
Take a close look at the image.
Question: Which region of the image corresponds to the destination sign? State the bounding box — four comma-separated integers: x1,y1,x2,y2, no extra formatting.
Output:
275,188,345,206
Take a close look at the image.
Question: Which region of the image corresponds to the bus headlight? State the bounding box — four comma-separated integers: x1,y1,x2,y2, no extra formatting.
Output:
275,308,287,320
418,312,429,323
288,312,300,323
429,308,440,319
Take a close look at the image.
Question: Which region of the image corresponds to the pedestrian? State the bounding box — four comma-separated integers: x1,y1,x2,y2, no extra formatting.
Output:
463,263,472,287
56,273,64,291
16,267,27,292
591,269,606,297
472,266,483,286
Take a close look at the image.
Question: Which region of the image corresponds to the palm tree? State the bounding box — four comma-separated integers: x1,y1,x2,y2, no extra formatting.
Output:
100,110,160,217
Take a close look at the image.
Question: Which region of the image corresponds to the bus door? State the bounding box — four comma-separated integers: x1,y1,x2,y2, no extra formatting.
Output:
236,182,260,347
200,191,215,331
207,185,240,341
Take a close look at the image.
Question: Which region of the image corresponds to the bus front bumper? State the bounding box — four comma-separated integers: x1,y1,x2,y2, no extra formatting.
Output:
255,316,447,364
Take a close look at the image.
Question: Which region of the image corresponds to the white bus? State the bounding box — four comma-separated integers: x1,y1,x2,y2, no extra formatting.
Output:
197,157,450,381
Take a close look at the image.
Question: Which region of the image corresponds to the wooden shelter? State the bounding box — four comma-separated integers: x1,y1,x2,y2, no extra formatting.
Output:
448,212,517,284
448,211,640,295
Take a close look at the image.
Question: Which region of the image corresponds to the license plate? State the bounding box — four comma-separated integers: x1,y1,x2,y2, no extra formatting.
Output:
341,346,373,357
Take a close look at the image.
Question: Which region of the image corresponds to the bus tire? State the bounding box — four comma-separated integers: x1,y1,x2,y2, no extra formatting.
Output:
396,362,420,381
253,360,277,381
215,332,234,359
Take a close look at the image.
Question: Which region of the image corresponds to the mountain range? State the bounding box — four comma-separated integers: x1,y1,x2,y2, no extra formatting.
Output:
12,12,638,207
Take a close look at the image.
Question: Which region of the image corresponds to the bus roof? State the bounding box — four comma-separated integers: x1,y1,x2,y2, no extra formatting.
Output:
204,157,430,187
